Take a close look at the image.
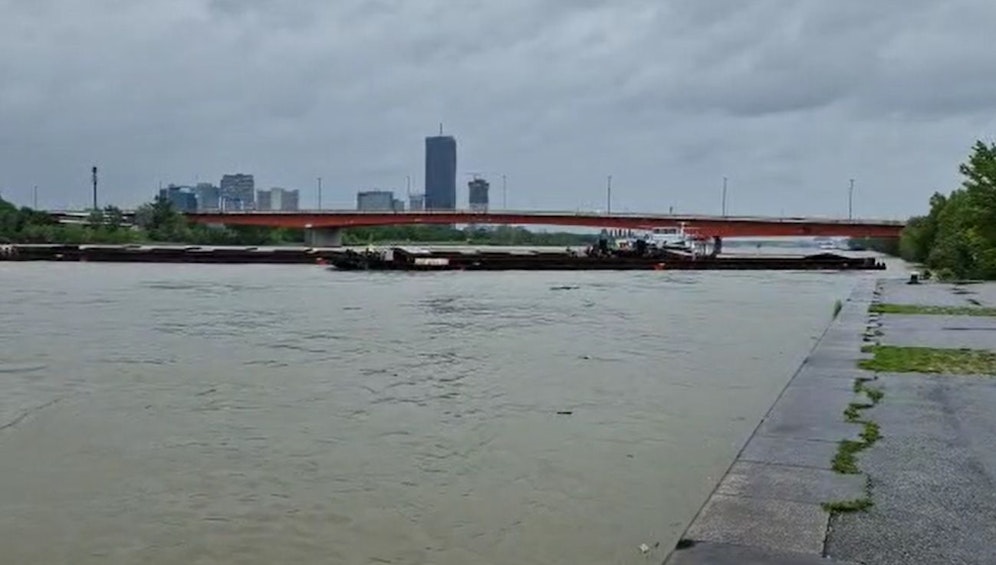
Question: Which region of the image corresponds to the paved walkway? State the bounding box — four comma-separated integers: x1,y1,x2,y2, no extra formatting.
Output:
666,279,996,564
825,280,996,565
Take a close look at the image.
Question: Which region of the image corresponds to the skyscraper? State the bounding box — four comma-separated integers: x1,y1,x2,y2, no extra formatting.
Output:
468,177,489,212
424,134,457,210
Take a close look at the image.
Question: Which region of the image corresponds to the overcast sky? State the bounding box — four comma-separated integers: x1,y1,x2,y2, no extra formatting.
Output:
2,0,994,218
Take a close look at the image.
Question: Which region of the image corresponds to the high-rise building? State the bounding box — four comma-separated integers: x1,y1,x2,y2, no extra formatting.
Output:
195,183,220,211
220,174,255,210
424,134,457,210
468,178,489,212
408,193,425,211
159,184,198,212
357,190,396,211
257,188,299,211
392,198,405,212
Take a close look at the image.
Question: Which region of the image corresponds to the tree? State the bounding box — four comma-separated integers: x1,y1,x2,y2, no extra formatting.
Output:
103,205,125,232
906,141,996,279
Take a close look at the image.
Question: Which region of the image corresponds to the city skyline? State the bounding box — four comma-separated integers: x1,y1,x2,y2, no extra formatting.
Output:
2,2,996,219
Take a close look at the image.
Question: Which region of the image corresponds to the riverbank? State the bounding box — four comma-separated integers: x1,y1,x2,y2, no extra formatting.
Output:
665,278,996,564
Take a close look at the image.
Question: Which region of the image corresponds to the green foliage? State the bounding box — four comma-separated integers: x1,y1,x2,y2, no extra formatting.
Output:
822,498,874,513
901,141,996,279
832,440,865,474
860,345,996,375
870,303,996,316
4,194,585,247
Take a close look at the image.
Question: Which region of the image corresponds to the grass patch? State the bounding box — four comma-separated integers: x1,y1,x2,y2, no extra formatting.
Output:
864,386,884,404
844,402,874,422
832,440,865,474
822,498,874,513
869,303,996,316
860,421,882,444
859,345,996,375
825,376,886,514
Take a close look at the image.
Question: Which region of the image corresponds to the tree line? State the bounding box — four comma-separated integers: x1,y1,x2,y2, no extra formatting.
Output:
897,141,996,280
2,194,595,247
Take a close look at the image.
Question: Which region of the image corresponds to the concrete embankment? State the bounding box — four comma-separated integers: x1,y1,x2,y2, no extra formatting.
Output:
665,278,996,564
664,279,877,564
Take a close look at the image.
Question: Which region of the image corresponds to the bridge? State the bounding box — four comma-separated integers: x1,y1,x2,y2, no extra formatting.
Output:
185,210,905,247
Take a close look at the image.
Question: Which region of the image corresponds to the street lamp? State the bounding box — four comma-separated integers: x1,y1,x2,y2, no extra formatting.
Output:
722,177,728,216
848,179,854,220
606,175,612,215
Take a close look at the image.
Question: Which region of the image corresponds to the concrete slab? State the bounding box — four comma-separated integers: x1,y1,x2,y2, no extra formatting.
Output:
739,435,840,470
825,370,996,565
799,349,870,370
878,314,996,351
715,461,866,505
880,281,976,307
684,494,828,555
756,393,863,442
666,541,861,565
789,368,868,391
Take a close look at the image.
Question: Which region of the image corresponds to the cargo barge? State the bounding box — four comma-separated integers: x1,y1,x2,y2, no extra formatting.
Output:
0,244,340,264
0,243,887,271
328,246,886,271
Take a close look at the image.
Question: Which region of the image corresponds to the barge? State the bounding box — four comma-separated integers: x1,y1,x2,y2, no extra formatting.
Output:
0,244,339,264
0,243,887,271
327,246,887,271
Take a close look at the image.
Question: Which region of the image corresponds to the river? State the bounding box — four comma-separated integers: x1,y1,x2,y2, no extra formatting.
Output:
0,261,881,564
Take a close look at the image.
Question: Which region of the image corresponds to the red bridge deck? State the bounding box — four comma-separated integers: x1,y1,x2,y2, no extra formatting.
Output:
186,210,904,238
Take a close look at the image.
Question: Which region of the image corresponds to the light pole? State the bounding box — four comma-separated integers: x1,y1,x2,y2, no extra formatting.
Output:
722,176,728,216
33,185,38,210
317,177,323,210
848,179,854,220
606,175,612,215
91,166,98,210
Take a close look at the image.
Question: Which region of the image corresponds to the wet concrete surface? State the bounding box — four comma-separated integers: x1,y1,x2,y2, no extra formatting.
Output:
824,280,996,565
881,281,996,307
878,314,996,351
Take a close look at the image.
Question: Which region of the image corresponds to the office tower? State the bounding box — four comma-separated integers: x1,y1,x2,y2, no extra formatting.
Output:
220,174,255,210
158,184,198,212
424,134,457,210
195,183,220,211
468,177,489,212
257,188,300,211
356,190,396,211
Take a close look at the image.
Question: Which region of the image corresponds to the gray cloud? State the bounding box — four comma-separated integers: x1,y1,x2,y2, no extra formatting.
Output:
1,0,995,219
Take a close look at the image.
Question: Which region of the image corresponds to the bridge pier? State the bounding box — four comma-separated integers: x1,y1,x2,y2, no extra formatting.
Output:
712,236,723,257
304,227,343,248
